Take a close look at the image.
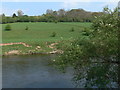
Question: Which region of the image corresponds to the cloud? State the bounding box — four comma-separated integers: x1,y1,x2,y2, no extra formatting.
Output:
100,1,118,10
61,0,119,9
62,0,79,9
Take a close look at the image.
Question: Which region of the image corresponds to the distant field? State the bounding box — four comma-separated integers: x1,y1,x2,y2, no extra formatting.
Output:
2,22,92,54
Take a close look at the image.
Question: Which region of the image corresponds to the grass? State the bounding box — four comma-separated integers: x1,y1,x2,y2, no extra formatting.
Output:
1,22,92,55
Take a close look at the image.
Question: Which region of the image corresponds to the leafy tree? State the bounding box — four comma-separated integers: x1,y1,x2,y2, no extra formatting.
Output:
12,13,17,18
54,7,119,88
1,8,103,23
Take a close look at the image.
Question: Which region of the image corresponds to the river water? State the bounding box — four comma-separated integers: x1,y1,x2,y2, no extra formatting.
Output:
2,55,75,88
2,54,119,88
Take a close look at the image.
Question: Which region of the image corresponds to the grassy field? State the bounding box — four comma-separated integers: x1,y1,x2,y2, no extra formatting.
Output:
2,22,92,55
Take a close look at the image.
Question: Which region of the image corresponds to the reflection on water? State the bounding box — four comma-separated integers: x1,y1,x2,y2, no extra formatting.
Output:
2,55,119,88
73,62,119,88
2,55,74,88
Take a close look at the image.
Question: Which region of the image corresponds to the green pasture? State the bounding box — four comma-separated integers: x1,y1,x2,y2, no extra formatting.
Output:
2,22,92,54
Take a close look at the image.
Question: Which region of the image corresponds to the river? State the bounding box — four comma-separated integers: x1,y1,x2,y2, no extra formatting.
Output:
2,54,75,88
2,54,119,88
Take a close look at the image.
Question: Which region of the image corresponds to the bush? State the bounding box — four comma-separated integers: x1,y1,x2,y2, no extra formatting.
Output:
50,32,56,37
81,28,90,36
25,26,28,30
54,7,119,88
4,24,11,31
70,27,75,32
54,20,58,23
56,7,118,70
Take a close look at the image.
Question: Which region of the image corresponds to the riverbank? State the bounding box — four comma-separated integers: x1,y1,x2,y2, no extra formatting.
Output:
1,42,63,56
2,49,63,56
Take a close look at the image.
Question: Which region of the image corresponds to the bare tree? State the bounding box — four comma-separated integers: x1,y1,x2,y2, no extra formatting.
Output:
46,9,53,14
17,10,24,16
57,9,66,16
1,13,5,17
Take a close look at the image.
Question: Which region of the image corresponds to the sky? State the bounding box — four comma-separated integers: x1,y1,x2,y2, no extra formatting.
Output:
1,0,119,16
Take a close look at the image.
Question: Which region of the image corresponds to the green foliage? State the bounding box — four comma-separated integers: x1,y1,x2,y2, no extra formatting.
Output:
81,27,91,36
58,6,118,67
25,26,29,30
4,24,11,31
70,27,75,32
54,7,119,88
54,20,58,23
12,13,17,18
91,7,118,58
1,8,103,24
50,32,56,37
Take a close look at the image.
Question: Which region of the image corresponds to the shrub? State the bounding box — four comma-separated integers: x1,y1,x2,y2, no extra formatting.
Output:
54,7,119,88
50,32,56,37
70,27,74,32
54,20,58,23
81,28,90,36
4,24,11,31
25,26,28,30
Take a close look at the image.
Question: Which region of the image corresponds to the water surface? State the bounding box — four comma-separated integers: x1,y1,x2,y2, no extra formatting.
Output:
2,55,74,88
3,55,119,88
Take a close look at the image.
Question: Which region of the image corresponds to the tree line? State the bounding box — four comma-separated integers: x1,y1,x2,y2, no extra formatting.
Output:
0,9,103,24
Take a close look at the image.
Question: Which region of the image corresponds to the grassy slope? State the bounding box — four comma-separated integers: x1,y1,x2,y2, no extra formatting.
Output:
2,22,92,54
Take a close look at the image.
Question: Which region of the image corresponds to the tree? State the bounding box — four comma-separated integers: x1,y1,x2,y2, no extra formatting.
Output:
1,8,103,23
17,10,24,16
52,11,57,16
54,7,119,88
46,9,53,14
12,13,17,18
57,9,66,16
2,13,5,17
